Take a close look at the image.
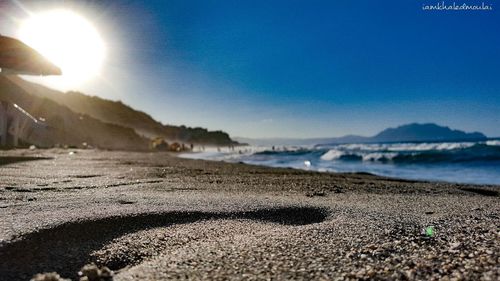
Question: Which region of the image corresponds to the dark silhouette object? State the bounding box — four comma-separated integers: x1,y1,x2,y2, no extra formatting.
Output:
0,35,61,76
0,101,48,146
0,35,61,148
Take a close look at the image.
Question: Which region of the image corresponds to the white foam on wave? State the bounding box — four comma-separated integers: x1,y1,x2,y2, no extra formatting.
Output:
335,143,383,151
320,149,346,161
328,141,477,153
320,141,479,163
486,140,500,146
320,149,400,162
387,142,475,151
362,152,398,162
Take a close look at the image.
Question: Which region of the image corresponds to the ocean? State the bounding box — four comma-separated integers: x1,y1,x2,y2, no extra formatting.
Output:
180,139,500,186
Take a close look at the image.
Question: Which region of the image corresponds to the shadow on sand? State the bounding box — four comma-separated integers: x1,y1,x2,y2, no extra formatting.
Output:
0,156,53,167
0,206,329,280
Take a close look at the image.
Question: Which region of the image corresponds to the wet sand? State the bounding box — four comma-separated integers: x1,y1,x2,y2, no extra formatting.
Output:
0,149,498,280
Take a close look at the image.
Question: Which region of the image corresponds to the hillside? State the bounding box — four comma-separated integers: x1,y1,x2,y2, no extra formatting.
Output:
0,76,149,150
8,77,237,146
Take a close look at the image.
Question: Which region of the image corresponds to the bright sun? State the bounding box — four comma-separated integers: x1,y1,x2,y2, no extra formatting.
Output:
18,9,106,88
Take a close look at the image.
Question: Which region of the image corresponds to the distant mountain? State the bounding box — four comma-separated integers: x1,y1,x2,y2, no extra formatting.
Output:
371,123,487,143
236,123,487,146
7,76,237,146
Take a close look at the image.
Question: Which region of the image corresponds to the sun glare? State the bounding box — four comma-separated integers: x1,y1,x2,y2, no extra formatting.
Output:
18,9,106,88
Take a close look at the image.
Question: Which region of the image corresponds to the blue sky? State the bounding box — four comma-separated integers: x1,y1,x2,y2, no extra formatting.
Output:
2,0,500,138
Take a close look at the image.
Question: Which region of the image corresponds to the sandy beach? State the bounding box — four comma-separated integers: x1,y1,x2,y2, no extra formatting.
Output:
0,149,498,280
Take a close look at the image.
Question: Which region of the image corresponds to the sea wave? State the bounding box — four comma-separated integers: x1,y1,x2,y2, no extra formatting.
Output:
246,142,500,164
319,143,500,164
328,142,477,152
320,149,345,161
180,140,500,185
181,140,500,185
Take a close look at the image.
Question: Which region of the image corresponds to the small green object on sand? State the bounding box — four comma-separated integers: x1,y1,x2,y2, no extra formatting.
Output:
425,226,435,237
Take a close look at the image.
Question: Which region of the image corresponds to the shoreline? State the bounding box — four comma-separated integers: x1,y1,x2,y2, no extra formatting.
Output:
180,151,500,188
0,149,498,280
179,141,500,186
